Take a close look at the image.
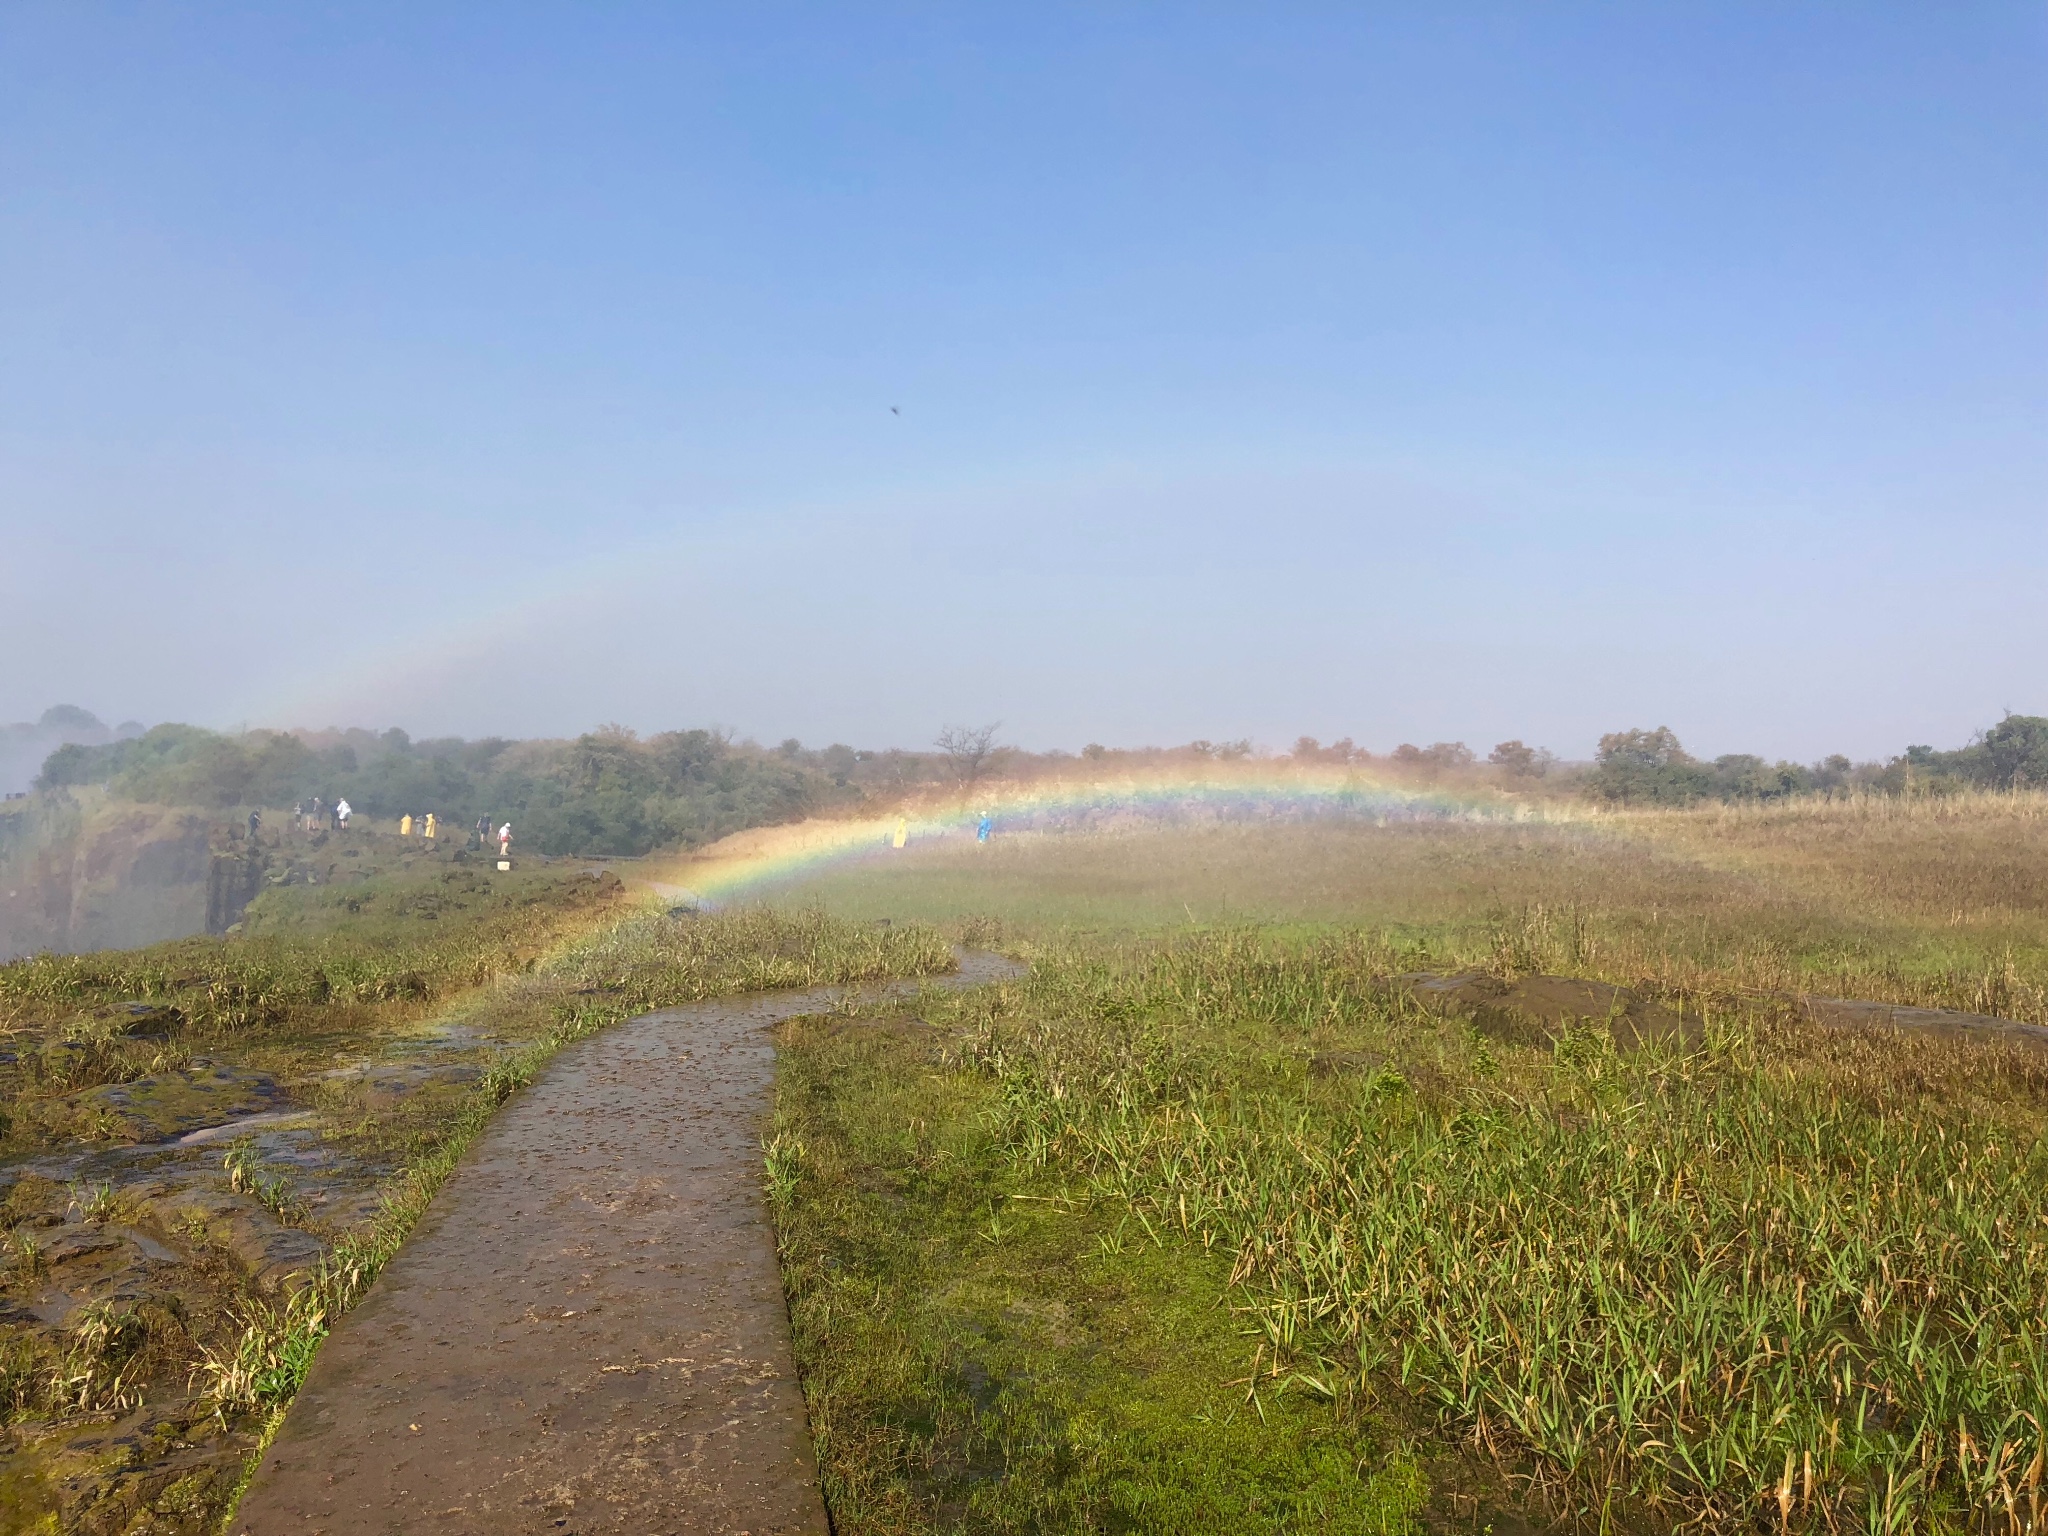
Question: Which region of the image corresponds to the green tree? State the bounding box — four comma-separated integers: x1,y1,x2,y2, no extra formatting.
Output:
1592,727,1710,804
31,720,832,857
1974,714,2048,789
1707,754,1808,801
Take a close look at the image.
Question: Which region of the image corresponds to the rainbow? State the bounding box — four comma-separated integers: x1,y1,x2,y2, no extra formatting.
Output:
648,760,1559,908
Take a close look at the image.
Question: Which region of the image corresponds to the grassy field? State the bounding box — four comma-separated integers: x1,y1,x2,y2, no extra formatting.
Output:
0,840,951,1535
777,793,2048,1018
11,793,2046,1533
764,795,2048,1534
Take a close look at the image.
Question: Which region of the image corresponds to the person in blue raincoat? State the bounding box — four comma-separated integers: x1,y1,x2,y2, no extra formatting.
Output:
976,811,992,844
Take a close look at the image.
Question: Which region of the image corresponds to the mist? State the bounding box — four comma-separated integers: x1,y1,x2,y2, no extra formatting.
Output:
0,707,145,798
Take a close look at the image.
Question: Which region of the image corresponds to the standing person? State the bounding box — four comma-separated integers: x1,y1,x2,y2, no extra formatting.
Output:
498,822,512,859
424,812,437,841
335,798,352,831
247,809,261,841
977,811,992,844
400,813,412,838
892,816,908,849
475,815,489,849
309,797,325,834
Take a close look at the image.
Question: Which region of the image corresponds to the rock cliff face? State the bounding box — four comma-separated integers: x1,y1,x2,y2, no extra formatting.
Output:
0,789,259,960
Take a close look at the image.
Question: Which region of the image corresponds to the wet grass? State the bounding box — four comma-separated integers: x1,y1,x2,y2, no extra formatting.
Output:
771,1005,1425,1536
768,797,2048,1534
776,930,2048,1533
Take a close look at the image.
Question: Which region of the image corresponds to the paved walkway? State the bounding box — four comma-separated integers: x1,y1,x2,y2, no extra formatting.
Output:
234,952,1019,1536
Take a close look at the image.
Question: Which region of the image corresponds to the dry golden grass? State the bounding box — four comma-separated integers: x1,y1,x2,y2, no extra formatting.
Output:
1605,791,2048,925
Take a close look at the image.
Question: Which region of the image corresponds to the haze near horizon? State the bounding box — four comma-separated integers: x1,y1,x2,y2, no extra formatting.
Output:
3,5,2042,761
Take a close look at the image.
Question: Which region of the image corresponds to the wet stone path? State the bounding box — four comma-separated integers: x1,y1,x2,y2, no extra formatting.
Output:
233,952,1021,1536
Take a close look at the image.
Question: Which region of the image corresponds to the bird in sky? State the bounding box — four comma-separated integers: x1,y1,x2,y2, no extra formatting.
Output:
890,406,899,414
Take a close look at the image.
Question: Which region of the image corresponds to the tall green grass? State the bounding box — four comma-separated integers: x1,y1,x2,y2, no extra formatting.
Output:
769,1003,1427,1536
928,930,2048,1531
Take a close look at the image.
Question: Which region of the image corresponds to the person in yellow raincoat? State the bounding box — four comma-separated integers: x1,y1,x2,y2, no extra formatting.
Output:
400,814,413,837
424,813,437,840
892,816,908,848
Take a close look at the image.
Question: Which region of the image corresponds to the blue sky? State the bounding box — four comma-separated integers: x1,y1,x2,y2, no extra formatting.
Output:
3,4,2043,760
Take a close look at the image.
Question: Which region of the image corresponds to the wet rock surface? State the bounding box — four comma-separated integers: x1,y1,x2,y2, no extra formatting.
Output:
136,1183,328,1294
0,1050,484,1532
59,1062,289,1143
9,1401,259,1536
234,950,1023,1536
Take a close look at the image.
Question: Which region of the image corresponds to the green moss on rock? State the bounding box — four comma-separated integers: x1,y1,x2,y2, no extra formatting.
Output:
58,1065,286,1143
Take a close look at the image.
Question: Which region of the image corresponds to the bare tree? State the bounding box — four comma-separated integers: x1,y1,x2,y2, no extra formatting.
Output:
935,722,1003,792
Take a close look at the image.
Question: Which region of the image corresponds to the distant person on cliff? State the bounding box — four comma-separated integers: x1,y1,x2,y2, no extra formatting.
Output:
498,822,512,858
424,812,438,840
335,799,352,831
977,812,993,844
475,815,489,849
400,813,412,837
247,810,261,841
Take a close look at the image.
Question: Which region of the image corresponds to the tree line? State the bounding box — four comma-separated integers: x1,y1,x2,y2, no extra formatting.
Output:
1580,714,2048,805
31,712,2048,851
1289,718,2048,805
35,724,839,857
